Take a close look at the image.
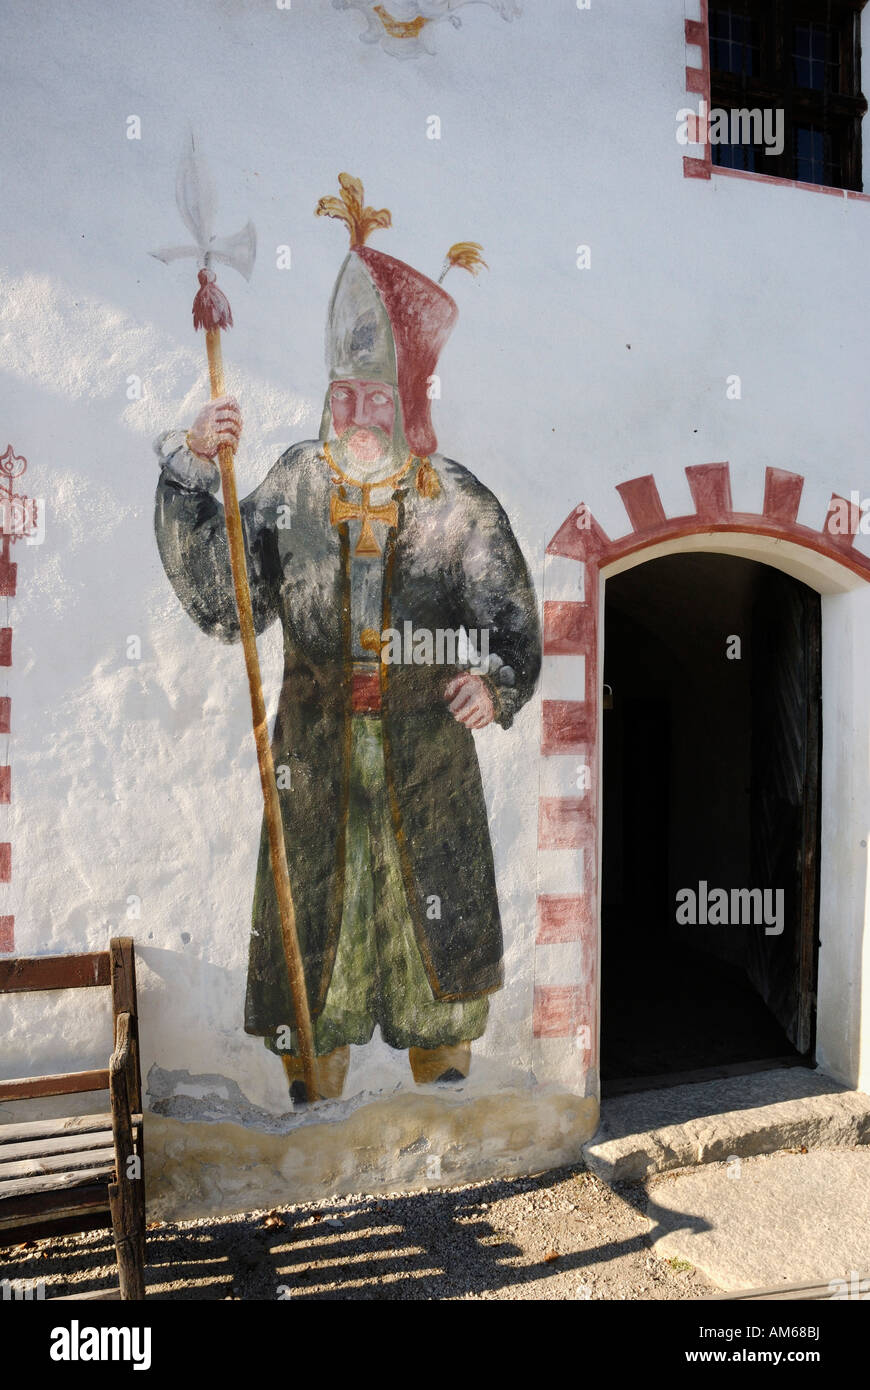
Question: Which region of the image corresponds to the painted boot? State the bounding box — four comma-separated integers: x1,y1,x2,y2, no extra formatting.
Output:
408,1041,472,1085
282,1045,350,1103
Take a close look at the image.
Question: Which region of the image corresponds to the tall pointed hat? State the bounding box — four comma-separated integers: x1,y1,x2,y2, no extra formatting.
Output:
316,175,486,457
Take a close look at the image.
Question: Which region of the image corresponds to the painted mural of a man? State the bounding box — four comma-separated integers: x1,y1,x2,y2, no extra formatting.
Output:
153,177,541,1102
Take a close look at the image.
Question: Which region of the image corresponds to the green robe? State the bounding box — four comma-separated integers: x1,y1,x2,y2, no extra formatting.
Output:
154,439,541,1039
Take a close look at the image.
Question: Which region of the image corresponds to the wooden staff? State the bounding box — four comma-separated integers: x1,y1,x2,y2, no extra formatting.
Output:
152,141,319,1101
196,292,319,1103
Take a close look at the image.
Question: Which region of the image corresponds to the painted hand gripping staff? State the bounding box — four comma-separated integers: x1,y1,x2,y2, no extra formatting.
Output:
153,169,541,1103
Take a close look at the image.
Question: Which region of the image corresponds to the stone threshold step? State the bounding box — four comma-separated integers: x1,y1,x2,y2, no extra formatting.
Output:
583,1067,870,1184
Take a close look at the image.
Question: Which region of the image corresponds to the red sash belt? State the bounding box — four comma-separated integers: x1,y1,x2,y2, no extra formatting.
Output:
351,670,382,713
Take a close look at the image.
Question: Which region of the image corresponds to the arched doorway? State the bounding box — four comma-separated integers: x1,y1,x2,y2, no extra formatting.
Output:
535,463,870,1112
600,552,821,1092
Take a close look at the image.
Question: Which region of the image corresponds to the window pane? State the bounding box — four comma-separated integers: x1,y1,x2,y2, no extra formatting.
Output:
795,126,823,180
792,22,839,92
794,124,843,186
710,8,759,77
712,142,759,172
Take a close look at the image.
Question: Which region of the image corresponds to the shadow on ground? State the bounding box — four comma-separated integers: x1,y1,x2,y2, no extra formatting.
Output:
0,1164,714,1301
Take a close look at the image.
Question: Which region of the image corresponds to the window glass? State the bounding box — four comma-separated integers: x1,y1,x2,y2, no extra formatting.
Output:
793,22,840,91
794,124,843,185
712,141,759,171
710,8,760,77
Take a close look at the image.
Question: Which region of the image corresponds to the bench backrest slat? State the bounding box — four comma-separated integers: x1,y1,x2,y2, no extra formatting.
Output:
0,939,138,1113
0,1070,111,1103
0,953,111,994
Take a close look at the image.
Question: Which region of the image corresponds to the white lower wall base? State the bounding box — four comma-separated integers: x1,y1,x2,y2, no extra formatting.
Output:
145,1089,600,1220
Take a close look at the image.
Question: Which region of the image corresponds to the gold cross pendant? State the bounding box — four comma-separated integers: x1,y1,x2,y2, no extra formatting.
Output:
329,484,398,556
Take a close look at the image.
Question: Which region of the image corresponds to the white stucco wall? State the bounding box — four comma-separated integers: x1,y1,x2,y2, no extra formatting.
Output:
0,0,868,1212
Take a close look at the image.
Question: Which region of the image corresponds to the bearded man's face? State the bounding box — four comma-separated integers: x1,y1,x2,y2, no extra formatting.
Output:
329,379,396,465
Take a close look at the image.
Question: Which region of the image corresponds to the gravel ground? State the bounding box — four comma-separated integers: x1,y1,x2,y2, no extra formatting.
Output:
1,1163,719,1300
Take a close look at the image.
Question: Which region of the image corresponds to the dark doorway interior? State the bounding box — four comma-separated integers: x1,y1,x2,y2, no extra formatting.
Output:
601,553,821,1094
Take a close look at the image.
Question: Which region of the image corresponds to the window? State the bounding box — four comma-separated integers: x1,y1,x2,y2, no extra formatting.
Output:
708,1,868,190
710,9,761,76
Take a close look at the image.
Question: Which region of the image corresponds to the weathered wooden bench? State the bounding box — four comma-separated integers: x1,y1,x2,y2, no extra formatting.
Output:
0,937,146,1299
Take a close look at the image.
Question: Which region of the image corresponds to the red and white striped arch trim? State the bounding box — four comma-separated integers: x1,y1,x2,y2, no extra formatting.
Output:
533,462,870,1086
0,444,36,954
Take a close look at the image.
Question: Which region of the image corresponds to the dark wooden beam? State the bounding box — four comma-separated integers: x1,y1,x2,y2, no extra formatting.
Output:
0,952,110,994
0,1070,110,1102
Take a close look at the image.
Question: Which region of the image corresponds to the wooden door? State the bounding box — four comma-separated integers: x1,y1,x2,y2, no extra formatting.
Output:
749,567,821,1055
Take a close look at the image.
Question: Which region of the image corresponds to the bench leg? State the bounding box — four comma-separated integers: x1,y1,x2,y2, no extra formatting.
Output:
108,1180,146,1301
